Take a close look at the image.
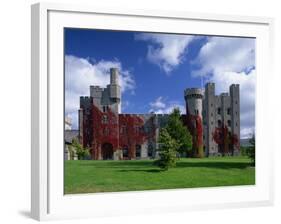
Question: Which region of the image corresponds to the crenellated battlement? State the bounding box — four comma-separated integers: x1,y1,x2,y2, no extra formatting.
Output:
184,88,204,99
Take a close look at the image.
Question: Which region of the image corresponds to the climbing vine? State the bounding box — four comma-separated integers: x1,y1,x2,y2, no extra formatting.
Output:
212,125,239,155
185,114,204,157
83,105,156,160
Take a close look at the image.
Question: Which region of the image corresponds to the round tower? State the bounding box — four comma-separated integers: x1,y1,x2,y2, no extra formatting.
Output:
110,68,119,85
184,88,204,117
184,88,204,157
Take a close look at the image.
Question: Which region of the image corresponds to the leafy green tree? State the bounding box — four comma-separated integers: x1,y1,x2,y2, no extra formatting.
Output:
247,134,255,166
72,138,90,160
166,108,193,157
156,128,179,170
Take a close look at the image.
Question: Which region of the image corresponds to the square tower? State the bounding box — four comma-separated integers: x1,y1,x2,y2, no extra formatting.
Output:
203,83,216,156
230,84,240,154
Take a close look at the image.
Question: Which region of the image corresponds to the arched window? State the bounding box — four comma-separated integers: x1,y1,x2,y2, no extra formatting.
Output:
227,108,231,115
227,120,231,127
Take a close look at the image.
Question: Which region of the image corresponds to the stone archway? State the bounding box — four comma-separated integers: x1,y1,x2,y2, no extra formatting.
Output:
102,143,113,160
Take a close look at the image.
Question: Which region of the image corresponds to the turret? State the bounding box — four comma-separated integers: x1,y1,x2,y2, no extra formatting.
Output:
184,88,204,157
110,68,119,85
184,88,204,117
108,68,121,113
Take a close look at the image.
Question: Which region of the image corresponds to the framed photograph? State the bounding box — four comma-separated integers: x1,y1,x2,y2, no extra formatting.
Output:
31,2,274,221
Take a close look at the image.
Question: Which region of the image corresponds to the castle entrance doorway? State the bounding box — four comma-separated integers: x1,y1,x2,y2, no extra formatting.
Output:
102,143,113,160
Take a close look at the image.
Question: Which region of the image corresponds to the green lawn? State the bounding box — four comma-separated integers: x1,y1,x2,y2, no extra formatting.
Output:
64,156,255,194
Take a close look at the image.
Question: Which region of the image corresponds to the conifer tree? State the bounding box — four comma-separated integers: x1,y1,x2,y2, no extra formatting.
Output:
166,108,193,157
156,128,179,170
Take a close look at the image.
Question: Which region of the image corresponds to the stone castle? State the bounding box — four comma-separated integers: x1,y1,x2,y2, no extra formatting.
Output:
77,68,240,160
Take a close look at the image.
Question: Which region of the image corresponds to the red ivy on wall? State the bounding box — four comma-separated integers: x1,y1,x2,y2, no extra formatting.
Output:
86,105,156,160
119,115,155,159
212,125,239,155
185,114,203,157
91,105,119,159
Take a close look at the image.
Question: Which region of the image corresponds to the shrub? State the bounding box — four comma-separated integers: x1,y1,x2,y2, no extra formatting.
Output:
72,139,90,160
156,128,179,170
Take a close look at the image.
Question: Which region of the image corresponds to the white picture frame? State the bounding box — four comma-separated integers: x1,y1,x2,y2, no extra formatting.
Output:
31,2,274,221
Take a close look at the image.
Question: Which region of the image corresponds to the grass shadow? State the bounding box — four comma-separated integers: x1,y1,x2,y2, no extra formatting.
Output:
69,159,253,170
176,161,251,169
79,160,154,168
118,169,162,173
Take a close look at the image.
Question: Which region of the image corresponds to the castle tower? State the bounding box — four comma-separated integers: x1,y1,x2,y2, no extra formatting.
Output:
79,96,93,148
203,83,240,156
108,68,121,113
89,68,121,114
184,88,204,157
230,84,240,155
203,83,216,156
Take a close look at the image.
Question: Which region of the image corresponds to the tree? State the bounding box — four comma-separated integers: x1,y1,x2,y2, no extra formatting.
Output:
247,134,255,166
166,108,193,157
72,138,90,160
155,128,179,170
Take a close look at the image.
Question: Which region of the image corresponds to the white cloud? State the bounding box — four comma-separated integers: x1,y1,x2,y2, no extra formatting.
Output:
149,97,185,114
135,33,195,73
193,37,255,77
149,96,166,109
65,55,135,129
192,36,256,139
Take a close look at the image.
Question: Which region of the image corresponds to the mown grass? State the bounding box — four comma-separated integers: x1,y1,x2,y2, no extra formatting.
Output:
64,156,255,194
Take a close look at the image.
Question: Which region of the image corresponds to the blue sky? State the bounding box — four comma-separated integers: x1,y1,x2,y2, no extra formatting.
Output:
64,28,256,138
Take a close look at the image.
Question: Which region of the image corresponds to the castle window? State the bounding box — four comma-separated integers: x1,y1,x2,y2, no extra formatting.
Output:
211,103,213,107
102,115,108,124
217,107,221,114
211,113,213,117
217,119,222,127
236,111,238,115
102,106,109,113
227,120,231,126
120,125,127,134
236,122,238,127
136,145,141,158
122,145,129,158
227,108,231,115
148,144,153,157
194,109,199,115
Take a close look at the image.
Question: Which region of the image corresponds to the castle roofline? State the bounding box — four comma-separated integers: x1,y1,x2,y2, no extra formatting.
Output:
220,92,229,97
118,113,169,116
184,88,204,97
